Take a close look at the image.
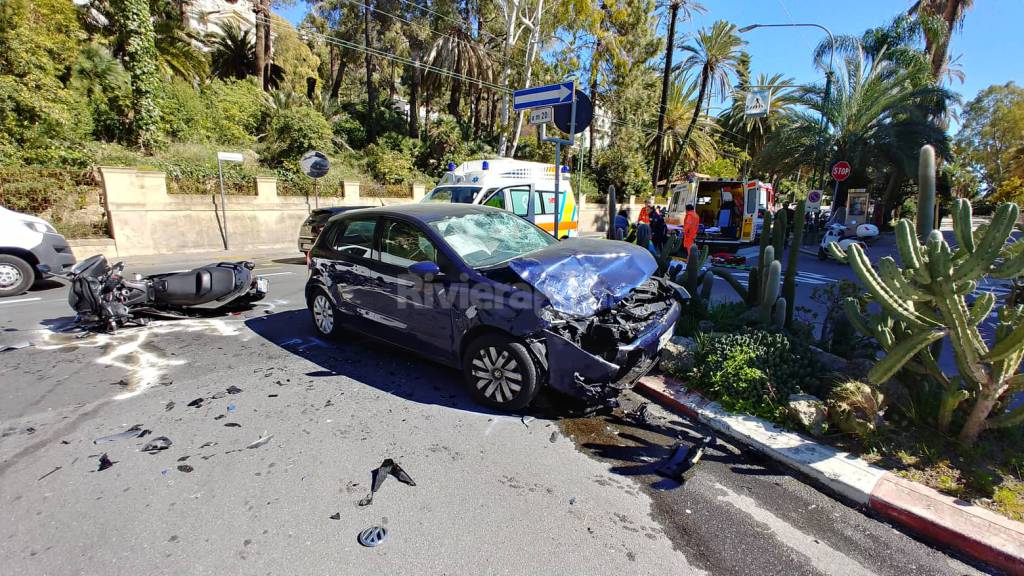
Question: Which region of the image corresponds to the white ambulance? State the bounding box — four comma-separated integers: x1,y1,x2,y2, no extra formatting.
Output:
421,159,579,238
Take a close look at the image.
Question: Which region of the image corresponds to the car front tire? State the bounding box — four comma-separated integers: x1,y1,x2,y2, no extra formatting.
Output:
463,333,540,410
0,255,34,298
309,288,343,339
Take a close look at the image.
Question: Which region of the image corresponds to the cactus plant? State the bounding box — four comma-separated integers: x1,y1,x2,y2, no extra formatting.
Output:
606,185,617,240
841,199,1024,445
636,222,651,249
772,208,788,258
783,200,806,327
917,144,936,238
655,234,683,277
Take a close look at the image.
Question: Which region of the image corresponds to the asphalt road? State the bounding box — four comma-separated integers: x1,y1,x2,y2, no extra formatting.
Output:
0,249,988,575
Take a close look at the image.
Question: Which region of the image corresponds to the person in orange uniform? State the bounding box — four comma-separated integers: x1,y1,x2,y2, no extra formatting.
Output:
682,204,700,252
638,197,654,225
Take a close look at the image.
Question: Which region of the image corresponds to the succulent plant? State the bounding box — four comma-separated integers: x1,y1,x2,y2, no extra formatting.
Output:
636,222,651,249
841,198,1024,445
783,199,807,326
606,185,617,240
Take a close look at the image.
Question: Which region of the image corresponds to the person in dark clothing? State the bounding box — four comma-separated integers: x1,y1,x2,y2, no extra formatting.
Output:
650,206,667,250
613,209,630,239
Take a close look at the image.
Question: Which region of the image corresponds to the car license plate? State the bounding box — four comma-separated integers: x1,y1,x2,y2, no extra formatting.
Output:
659,323,675,349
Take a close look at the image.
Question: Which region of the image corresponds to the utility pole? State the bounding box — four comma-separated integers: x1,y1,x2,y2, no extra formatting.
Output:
651,0,681,191
363,0,378,143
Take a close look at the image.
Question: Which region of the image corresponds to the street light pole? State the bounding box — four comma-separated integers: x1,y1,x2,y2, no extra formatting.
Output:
738,23,835,191
652,0,681,191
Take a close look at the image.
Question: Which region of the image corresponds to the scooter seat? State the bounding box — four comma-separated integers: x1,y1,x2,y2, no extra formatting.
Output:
155,266,238,306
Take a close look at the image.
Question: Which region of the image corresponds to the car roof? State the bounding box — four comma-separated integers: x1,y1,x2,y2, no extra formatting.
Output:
327,202,503,224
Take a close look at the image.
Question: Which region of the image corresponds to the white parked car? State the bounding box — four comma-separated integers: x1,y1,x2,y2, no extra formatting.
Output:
0,207,76,297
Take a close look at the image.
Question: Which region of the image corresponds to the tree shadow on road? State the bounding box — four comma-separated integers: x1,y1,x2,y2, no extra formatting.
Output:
245,309,508,417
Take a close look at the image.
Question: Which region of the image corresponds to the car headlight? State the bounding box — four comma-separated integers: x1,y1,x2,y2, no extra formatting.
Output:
22,220,53,234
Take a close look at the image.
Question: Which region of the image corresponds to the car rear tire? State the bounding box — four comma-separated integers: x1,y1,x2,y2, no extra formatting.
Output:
463,333,540,410
310,288,343,339
0,255,34,298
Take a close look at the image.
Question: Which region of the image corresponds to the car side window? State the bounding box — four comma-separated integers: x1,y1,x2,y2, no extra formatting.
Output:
379,219,438,268
332,217,378,259
483,191,505,209
507,187,533,216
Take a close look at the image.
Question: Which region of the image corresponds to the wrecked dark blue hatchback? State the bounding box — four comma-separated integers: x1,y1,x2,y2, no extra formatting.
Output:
305,203,685,410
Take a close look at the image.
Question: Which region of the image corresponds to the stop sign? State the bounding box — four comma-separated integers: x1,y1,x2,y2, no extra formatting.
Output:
831,161,851,182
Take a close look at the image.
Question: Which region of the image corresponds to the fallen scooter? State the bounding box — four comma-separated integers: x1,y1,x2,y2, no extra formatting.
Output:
55,254,267,331
818,223,879,261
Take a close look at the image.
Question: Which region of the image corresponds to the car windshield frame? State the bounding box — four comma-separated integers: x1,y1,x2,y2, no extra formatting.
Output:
429,211,557,269
422,186,482,204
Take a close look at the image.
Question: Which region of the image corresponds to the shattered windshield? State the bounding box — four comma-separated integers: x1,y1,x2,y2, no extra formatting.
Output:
429,211,556,268
422,186,481,204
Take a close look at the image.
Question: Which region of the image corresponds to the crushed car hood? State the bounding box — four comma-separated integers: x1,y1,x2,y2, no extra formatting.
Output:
507,238,657,317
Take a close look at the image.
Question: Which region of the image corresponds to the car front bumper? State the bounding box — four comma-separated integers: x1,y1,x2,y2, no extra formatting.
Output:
542,299,681,402
32,232,76,277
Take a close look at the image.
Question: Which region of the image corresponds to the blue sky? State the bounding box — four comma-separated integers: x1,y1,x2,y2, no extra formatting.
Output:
278,0,1022,109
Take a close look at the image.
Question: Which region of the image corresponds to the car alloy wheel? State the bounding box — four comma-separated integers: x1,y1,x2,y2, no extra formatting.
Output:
0,263,21,290
312,293,335,334
471,346,524,404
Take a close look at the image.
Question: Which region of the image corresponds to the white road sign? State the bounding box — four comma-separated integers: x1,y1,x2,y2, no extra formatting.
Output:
529,107,553,125
806,190,823,211
744,89,770,118
513,82,575,111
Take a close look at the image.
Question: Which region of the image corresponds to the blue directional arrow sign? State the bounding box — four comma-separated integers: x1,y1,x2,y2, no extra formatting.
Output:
513,81,575,111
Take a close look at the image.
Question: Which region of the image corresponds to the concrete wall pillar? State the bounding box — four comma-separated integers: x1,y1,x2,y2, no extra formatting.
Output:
343,181,360,203
255,177,278,202
411,182,426,202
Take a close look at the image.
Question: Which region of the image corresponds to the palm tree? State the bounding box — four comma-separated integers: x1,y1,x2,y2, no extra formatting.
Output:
760,43,955,217
908,0,973,82
208,23,284,87
672,20,744,165
152,12,208,83
647,79,718,181
423,27,494,125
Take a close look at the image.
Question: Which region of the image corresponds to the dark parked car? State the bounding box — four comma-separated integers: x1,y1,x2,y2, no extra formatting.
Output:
298,206,372,254
305,204,685,410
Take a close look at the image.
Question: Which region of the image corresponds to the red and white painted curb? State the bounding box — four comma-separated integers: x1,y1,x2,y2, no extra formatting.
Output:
636,374,1024,575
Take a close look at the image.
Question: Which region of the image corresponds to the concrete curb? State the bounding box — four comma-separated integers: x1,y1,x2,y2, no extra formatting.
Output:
636,374,1024,575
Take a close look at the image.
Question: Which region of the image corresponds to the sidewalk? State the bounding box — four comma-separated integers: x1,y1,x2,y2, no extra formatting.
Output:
636,374,1024,575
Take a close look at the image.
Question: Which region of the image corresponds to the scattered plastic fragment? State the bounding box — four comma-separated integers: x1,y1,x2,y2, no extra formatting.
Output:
214,415,225,420
137,429,151,438
140,437,173,453
549,431,559,443
521,415,535,428
94,424,144,445
164,401,175,411
246,434,273,449
268,394,278,398
97,453,115,471
224,423,241,428
227,404,236,413
329,513,341,520
357,526,388,547
626,402,653,425
177,464,194,473
187,398,204,408
226,385,243,394
357,459,416,507
0,341,32,352
655,435,713,481
569,496,576,505
37,466,61,481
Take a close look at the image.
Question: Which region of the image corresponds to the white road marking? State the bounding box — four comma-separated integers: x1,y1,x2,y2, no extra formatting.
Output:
713,482,875,576
0,297,41,304
258,272,294,277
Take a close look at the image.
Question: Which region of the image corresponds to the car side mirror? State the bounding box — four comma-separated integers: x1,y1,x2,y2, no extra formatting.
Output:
408,261,441,279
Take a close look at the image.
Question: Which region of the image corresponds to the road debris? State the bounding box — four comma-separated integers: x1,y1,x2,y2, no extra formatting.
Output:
357,459,416,507
227,403,237,413
626,402,653,425
569,496,577,505
549,431,559,443
224,423,241,428
164,401,175,412
94,424,144,445
521,415,535,428
0,341,32,352
177,464,194,473
226,385,243,394
329,513,341,520
357,526,388,547
140,437,173,453
37,466,62,481
97,453,115,471
655,435,713,482
246,434,273,449
187,398,204,408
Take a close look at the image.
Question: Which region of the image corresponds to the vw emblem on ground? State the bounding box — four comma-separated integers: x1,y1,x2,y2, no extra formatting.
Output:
357,526,388,547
